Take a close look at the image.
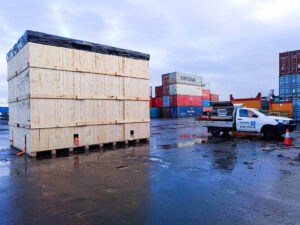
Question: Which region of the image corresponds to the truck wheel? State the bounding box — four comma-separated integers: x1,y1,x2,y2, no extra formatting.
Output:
262,126,278,139
210,127,221,137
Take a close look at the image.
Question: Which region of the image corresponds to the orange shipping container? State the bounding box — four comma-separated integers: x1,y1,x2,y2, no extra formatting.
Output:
231,100,261,109
269,100,293,117
203,107,213,112
230,93,262,109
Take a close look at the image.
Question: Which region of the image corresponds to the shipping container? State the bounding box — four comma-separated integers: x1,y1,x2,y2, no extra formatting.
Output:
202,90,210,99
169,72,202,86
203,107,212,112
279,50,300,76
163,85,170,96
162,107,170,118
210,94,219,102
169,84,202,96
155,86,163,97
230,93,262,109
169,95,202,106
153,97,163,107
203,99,210,107
261,100,269,110
269,99,293,117
170,106,203,118
163,96,170,107
150,107,159,118
149,98,153,107
162,74,170,86
279,74,300,98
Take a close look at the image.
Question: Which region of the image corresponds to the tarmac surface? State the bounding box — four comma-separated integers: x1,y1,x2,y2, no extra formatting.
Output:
1,118,300,225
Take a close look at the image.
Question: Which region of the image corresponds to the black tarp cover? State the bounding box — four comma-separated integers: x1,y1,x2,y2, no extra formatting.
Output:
6,30,150,62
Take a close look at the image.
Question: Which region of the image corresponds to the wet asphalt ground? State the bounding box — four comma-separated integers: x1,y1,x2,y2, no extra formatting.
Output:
1,118,300,225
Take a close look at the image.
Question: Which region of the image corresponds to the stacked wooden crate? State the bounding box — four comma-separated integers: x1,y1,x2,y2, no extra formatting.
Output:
7,30,150,157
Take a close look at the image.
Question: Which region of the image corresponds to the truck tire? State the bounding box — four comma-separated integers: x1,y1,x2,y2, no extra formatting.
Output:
262,126,278,139
210,127,221,137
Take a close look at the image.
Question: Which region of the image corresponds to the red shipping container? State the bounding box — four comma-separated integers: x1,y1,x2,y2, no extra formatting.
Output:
169,95,203,106
202,90,210,99
279,50,300,75
163,85,170,96
153,97,163,107
162,107,170,118
155,86,163,97
210,94,219,101
149,98,153,107
162,74,170,86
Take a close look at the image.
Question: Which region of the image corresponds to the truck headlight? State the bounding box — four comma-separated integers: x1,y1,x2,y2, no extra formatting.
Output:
275,119,289,124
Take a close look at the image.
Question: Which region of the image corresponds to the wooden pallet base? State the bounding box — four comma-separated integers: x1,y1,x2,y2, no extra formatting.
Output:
26,138,149,157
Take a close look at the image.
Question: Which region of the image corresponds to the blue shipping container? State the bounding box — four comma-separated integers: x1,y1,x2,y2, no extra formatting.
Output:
170,106,203,118
163,96,170,107
203,99,210,107
150,107,159,118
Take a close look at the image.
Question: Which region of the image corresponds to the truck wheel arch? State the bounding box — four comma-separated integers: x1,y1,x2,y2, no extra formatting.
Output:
260,125,279,138
260,125,276,133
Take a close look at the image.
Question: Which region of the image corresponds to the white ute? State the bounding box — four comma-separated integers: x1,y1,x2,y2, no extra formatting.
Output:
198,101,296,138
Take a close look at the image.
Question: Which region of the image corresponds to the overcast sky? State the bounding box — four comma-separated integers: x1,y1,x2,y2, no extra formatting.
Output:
1,0,300,101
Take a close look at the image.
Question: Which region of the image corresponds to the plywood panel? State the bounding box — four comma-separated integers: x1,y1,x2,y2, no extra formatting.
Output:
28,43,149,79
30,124,125,152
124,123,150,140
7,44,29,79
8,68,30,102
9,100,30,125
29,68,148,99
10,126,31,154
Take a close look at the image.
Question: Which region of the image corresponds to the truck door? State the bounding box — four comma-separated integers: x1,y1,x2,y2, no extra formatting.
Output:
236,109,259,132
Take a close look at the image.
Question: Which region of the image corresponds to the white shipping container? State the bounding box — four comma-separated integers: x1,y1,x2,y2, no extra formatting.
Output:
169,72,202,86
169,84,202,96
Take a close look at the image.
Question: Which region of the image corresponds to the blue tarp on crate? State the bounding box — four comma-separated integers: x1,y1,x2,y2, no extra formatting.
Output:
170,106,203,118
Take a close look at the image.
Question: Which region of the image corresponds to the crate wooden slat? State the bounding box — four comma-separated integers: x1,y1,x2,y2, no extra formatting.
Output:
7,31,150,157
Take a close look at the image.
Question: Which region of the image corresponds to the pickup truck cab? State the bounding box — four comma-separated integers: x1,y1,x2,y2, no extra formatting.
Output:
198,101,296,138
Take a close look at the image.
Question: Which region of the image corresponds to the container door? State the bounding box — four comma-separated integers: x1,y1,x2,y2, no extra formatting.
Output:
236,109,259,132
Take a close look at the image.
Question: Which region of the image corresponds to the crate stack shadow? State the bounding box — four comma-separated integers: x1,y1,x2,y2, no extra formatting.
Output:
7,30,150,157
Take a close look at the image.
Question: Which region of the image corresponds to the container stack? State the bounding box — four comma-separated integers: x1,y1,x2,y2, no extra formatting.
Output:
150,72,219,118
279,50,300,121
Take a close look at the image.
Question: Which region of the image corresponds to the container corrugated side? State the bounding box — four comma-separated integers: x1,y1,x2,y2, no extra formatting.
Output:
169,84,202,96
153,97,163,107
163,85,170,96
203,99,210,107
163,96,170,107
202,90,210,99
169,95,202,106
150,107,159,118
162,74,170,86
155,86,163,97
169,72,202,86
210,94,219,101
170,106,203,118
162,107,170,118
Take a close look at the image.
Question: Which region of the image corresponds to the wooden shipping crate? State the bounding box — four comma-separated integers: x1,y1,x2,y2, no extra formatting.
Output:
7,31,150,157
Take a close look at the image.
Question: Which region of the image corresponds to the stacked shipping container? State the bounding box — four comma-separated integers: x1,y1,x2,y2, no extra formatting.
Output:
150,72,220,118
279,50,300,121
